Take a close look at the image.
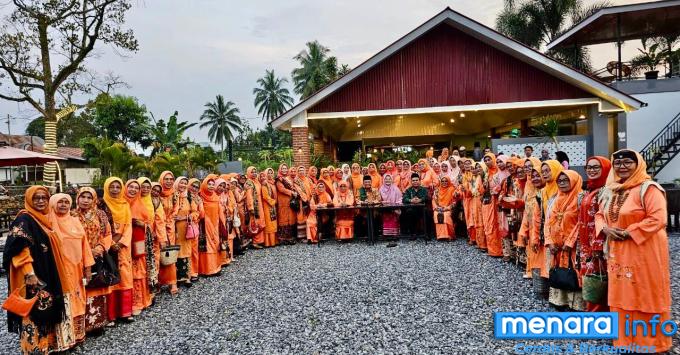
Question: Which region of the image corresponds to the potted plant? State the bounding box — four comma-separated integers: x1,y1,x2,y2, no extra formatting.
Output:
631,39,662,80
531,116,561,150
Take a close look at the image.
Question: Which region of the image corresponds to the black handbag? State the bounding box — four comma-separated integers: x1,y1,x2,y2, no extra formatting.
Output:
436,211,445,224
290,196,300,212
87,251,120,289
549,255,580,291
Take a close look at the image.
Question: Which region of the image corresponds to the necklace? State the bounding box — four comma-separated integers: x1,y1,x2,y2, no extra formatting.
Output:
607,190,630,223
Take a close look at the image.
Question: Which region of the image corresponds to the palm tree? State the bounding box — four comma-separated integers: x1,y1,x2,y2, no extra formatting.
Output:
292,40,341,99
253,70,294,123
495,0,610,72
199,95,243,161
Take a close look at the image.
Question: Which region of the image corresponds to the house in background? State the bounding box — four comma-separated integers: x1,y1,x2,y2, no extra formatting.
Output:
547,0,680,182
272,7,642,174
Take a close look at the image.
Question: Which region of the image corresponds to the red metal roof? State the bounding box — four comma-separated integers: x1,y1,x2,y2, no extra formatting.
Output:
309,24,591,114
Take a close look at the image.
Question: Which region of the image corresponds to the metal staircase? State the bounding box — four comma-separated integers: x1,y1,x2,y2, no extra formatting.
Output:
640,111,680,176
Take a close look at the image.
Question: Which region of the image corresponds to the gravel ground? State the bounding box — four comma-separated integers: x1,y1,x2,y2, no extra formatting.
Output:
1,234,679,354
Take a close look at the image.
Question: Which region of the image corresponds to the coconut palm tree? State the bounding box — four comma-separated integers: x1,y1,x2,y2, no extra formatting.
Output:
200,95,243,161
495,0,610,72
291,41,343,99
253,70,294,123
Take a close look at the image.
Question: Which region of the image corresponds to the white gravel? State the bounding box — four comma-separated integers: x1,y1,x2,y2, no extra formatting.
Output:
1,235,679,354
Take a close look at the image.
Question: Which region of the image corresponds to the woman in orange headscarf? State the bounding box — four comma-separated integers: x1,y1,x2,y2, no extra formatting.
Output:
137,178,159,302
187,178,204,282
307,180,332,243
308,166,318,185
417,159,437,189
295,165,312,242
244,166,265,248
276,163,297,244
499,158,526,262
460,158,476,244
481,153,502,257
157,171,178,295
198,175,222,276
395,160,412,193
103,177,133,322
367,163,382,189
49,193,94,345
173,176,199,286
518,157,542,279
260,171,278,247
433,176,456,241
332,180,355,240
4,186,73,354
319,168,335,197
148,182,166,289
73,186,113,333
350,163,363,197
124,180,152,316
536,160,564,279
577,156,612,312
596,149,672,353
545,170,583,310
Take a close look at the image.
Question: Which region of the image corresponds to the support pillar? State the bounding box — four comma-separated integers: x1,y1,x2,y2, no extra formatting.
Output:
291,111,310,168
588,105,609,157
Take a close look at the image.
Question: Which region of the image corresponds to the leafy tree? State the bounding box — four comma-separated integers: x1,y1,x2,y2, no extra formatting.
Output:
0,0,138,185
81,138,144,178
253,69,294,122
149,111,197,156
291,41,349,99
182,144,219,177
93,94,152,147
199,95,243,161
495,0,610,72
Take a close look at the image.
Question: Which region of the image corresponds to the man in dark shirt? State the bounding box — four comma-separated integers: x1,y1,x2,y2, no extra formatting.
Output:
402,173,430,237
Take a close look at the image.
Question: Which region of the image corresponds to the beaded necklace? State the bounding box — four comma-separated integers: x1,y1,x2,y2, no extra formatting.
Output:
607,190,630,223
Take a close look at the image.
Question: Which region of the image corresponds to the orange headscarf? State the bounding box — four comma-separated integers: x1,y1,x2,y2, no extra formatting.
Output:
320,168,334,194
158,170,175,198
607,149,650,192
174,176,189,198
125,179,151,225
435,176,456,206
541,160,564,205
48,193,88,260
20,186,51,230
367,163,381,188
200,174,220,203
137,177,155,220
547,170,582,239
104,177,131,225
483,152,498,176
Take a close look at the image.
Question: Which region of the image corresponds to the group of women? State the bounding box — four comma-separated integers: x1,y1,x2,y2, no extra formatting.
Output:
2,147,673,353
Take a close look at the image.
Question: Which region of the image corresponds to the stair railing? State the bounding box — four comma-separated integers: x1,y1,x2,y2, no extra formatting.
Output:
639,110,680,175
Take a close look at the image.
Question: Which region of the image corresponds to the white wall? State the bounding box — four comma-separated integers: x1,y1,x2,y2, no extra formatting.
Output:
626,91,680,183
64,168,101,185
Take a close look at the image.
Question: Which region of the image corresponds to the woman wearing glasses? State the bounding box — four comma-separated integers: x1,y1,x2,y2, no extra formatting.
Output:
595,149,671,353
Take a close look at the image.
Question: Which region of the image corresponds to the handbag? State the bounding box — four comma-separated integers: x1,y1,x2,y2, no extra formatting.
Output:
87,251,121,289
131,224,147,258
290,196,300,212
185,220,199,240
436,210,445,224
549,253,580,291
582,258,608,304
2,285,37,317
482,191,492,205
160,229,180,266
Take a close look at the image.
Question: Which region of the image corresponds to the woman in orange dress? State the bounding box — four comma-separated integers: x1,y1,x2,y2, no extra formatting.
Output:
319,168,335,197
417,159,437,189
73,187,113,333
48,193,94,345
260,171,278,247
367,163,382,189
4,186,74,354
173,176,199,287
308,166,318,185
276,163,297,244
244,166,265,248
432,176,456,241
102,177,133,322
307,181,332,243
396,160,412,193
546,170,584,310
157,171,178,295
149,182,167,289
198,175,222,276
333,180,355,240
187,178,204,282
295,165,312,241
137,178,159,304
460,158,476,244
350,163,363,197
482,153,502,257
123,180,151,316
518,158,542,279
538,160,564,279
596,149,672,353
577,156,612,312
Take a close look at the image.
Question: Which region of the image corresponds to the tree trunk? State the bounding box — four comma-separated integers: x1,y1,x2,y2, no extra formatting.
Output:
38,17,58,188
227,140,233,161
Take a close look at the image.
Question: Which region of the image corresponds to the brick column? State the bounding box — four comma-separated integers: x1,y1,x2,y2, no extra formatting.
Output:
292,126,310,168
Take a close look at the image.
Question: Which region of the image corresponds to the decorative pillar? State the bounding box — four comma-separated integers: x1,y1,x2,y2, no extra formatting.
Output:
587,104,609,157
291,111,310,168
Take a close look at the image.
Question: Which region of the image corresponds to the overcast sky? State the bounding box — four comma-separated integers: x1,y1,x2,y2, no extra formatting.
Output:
1,0,649,146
